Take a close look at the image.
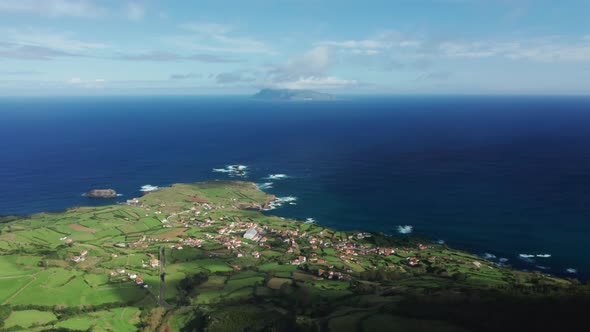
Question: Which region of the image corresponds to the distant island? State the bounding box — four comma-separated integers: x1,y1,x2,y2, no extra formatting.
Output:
253,88,335,101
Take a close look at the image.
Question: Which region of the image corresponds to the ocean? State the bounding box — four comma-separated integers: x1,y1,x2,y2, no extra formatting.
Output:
1,95,590,280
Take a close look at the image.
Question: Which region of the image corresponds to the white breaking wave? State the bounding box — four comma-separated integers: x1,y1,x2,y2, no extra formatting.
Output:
536,254,551,258
397,225,413,234
482,253,497,260
499,257,509,263
518,254,535,263
305,218,316,224
436,239,445,244
264,196,297,210
265,174,289,180
566,268,578,274
213,164,248,177
535,265,550,270
256,182,274,190
140,185,160,192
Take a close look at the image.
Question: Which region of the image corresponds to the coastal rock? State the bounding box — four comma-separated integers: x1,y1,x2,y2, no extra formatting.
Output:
237,202,264,210
237,195,276,211
85,189,118,198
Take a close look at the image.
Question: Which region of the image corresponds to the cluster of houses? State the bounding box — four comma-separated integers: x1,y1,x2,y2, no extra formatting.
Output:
124,235,173,249
109,254,158,287
142,258,160,268
60,236,74,245
109,269,148,288
107,193,464,287
71,250,88,263
317,269,352,281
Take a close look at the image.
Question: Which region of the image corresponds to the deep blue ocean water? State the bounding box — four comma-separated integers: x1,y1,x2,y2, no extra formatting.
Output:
1,96,590,279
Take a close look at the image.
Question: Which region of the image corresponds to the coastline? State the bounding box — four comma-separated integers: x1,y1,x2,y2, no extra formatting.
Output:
1,180,588,331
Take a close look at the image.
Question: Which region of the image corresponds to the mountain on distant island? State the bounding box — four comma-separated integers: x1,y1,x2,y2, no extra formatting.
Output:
253,88,335,101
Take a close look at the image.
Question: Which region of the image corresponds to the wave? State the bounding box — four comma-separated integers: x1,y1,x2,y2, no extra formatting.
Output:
397,225,413,234
212,164,248,177
566,268,578,274
535,265,550,270
256,182,274,190
264,174,289,180
518,254,535,264
536,254,551,258
140,185,160,192
435,239,445,244
482,253,497,260
499,257,509,263
264,196,297,210
305,218,316,224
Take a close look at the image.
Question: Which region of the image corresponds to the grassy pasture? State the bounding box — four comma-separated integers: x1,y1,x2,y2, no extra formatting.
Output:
0,255,41,277
0,277,34,304
4,310,57,329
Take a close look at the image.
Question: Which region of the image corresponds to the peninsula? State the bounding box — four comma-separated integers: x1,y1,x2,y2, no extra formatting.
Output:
0,181,588,331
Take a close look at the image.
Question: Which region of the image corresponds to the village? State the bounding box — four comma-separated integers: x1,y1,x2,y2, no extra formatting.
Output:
57,188,486,290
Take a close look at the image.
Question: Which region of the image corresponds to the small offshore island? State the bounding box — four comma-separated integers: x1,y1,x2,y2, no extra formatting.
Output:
0,181,588,331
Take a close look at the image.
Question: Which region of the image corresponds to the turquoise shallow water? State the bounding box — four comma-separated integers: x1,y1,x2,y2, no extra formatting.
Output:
1,95,589,279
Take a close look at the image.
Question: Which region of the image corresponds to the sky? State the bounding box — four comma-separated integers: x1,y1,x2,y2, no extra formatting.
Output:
0,0,589,95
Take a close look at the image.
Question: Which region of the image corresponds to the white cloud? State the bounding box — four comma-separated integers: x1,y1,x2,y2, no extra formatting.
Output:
0,0,107,17
165,22,272,54
0,28,107,60
324,31,590,64
273,76,358,90
322,40,386,49
319,30,422,52
67,77,106,88
2,28,107,52
126,2,145,21
285,46,332,75
439,37,590,62
180,22,232,35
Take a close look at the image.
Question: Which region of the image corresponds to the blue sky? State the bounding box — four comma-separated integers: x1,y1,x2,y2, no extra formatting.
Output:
0,0,589,95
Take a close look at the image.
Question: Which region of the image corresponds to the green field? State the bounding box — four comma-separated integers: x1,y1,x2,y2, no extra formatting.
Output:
4,310,57,329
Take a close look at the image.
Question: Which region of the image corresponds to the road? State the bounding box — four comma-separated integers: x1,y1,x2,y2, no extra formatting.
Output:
158,245,171,308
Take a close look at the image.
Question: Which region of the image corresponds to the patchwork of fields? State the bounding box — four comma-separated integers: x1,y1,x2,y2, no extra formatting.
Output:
0,181,587,331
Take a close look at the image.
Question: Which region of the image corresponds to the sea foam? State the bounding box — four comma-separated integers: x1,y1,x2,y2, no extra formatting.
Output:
482,253,497,260
265,196,297,210
213,164,248,177
265,174,289,180
256,182,274,190
140,185,160,192
518,254,536,264
397,225,413,234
